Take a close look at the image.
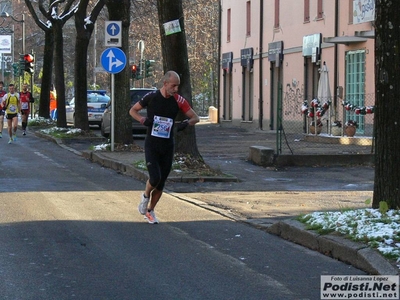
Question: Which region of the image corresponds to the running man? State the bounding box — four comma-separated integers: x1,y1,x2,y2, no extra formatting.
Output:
129,71,199,224
1,83,20,144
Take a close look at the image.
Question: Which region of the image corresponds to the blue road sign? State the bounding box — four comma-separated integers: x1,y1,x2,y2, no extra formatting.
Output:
107,22,120,36
101,48,126,74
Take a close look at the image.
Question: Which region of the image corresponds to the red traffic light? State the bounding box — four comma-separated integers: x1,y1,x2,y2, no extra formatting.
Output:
24,54,34,63
131,64,137,72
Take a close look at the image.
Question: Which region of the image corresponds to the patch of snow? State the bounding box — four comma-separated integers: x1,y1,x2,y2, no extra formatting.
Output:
301,208,400,268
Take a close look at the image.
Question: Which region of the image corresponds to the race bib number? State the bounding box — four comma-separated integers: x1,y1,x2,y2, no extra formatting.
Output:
9,104,17,113
21,102,29,110
151,116,173,139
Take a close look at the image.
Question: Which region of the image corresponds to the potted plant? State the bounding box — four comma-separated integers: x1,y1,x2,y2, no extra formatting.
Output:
331,120,342,136
309,119,323,134
344,120,358,137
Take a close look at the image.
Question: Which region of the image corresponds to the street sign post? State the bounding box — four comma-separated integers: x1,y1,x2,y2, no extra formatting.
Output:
101,47,127,151
105,21,122,47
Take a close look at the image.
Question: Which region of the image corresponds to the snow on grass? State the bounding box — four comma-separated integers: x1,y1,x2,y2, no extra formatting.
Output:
93,144,110,151
40,127,83,135
299,208,400,268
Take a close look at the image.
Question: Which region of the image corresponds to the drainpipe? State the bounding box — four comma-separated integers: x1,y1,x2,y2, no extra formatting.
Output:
258,0,264,130
217,2,222,123
333,0,339,119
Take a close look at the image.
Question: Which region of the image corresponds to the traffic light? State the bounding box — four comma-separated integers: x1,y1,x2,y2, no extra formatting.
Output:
145,59,155,77
131,64,143,80
23,54,35,74
136,64,143,80
131,64,138,79
12,63,20,76
19,54,25,73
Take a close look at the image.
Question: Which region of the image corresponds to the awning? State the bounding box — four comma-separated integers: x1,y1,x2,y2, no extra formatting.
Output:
355,30,375,38
323,36,368,45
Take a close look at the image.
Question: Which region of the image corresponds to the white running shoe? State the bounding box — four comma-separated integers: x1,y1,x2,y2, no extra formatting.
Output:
144,210,159,224
138,193,150,215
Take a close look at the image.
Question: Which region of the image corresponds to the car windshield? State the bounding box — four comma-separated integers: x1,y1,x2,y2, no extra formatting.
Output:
88,94,110,103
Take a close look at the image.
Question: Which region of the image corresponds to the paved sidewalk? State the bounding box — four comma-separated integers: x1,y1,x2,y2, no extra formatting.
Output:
33,124,398,275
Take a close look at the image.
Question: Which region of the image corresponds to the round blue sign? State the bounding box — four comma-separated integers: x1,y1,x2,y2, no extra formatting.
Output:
107,23,120,36
101,48,126,74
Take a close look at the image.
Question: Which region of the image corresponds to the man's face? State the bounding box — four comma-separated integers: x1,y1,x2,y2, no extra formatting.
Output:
9,85,15,93
164,76,180,96
23,85,28,91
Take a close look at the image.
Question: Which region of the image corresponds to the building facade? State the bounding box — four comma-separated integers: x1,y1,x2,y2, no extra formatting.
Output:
220,0,375,136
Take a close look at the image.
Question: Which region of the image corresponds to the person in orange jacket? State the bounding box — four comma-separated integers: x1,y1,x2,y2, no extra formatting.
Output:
49,84,57,120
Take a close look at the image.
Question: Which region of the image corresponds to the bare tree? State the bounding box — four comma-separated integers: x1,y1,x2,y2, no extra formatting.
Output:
73,0,107,131
24,0,55,118
156,0,200,158
373,1,400,209
48,0,78,127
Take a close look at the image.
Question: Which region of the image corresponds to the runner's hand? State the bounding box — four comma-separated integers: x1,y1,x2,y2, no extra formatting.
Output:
141,117,153,127
177,119,189,132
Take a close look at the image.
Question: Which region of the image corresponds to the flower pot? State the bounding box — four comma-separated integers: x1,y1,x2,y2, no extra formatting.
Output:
309,125,322,135
331,126,341,136
345,126,356,137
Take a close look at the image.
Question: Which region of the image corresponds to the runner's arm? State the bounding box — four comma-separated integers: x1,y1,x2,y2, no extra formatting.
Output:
184,108,199,126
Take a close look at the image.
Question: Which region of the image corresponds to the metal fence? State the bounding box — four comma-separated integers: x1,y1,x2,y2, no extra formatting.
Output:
277,90,375,156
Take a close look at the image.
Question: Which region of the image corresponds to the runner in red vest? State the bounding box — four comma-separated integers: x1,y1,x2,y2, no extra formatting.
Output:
19,83,34,135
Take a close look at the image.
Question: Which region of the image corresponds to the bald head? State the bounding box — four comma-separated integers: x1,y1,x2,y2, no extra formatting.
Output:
161,70,180,97
163,70,180,84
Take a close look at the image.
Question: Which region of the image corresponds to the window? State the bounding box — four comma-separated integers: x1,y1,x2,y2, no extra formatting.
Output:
246,1,251,36
227,8,231,42
274,0,280,28
304,0,310,22
345,50,366,131
317,0,323,19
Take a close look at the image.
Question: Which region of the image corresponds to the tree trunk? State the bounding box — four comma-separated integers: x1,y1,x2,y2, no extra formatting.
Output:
156,0,201,158
53,20,67,128
73,33,90,131
73,3,91,131
107,0,133,145
373,1,400,209
73,0,107,131
38,30,54,119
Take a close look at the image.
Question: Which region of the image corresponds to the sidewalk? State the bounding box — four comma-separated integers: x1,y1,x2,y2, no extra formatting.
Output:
33,123,398,275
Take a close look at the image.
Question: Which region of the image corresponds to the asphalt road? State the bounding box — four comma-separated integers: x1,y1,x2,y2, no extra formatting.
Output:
0,130,366,299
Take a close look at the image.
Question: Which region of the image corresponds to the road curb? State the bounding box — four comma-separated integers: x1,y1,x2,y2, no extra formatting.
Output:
83,150,239,183
267,219,399,275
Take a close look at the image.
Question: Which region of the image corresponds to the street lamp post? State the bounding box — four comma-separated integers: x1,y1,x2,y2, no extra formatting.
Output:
0,12,26,94
0,12,25,54
0,12,30,115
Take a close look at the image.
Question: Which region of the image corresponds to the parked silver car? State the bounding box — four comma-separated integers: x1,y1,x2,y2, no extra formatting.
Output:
100,88,156,137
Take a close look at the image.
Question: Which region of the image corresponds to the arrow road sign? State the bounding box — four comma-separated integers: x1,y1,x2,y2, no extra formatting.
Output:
105,21,122,47
107,23,120,36
101,48,126,74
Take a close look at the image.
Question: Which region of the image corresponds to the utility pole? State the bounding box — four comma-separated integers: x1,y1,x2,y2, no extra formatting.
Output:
137,40,145,88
